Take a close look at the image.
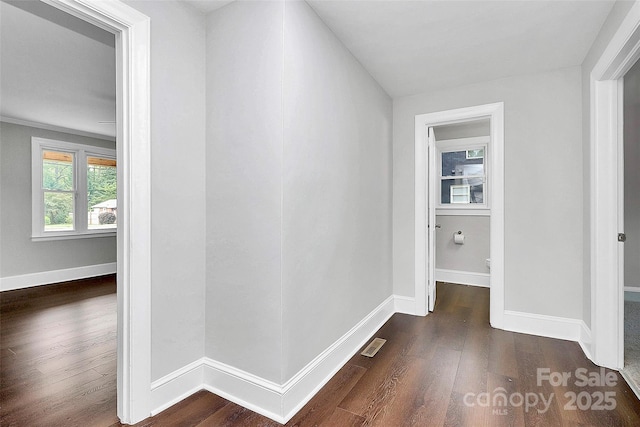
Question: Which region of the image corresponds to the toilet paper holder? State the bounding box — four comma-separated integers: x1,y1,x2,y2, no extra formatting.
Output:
453,230,465,245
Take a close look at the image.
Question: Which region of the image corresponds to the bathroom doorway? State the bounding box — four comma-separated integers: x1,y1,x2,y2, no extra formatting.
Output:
431,121,492,313
414,102,505,328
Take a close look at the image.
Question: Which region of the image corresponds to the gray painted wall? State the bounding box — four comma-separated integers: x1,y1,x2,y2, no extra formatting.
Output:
205,1,285,383
625,59,640,287
393,66,584,319
204,0,392,384
435,215,490,274
0,122,116,277
281,0,392,382
125,0,207,382
580,0,636,327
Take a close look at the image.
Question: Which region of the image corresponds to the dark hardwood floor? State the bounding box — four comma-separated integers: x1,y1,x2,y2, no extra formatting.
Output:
3,278,640,426
1,275,118,426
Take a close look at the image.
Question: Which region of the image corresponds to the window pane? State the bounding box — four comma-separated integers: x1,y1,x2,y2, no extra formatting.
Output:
466,148,484,159
87,157,117,229
441,179,484,204
44,192,74,231
43,151,74,191
441,150,484,177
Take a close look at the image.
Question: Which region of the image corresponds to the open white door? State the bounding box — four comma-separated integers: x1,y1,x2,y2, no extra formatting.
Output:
428,127,437,311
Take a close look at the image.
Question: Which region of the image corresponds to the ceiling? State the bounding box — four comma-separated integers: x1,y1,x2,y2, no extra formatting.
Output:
181,0,234,13
0,0,116,138
1,0,616,137
306,0,616,97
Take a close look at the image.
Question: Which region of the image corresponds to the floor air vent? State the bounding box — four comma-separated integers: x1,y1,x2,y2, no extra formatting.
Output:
360,337,386,357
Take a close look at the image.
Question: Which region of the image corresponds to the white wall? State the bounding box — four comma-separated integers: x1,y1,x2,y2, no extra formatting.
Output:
435,216,490,274
205,1,284,383
204,0,392,386
393,66,584,319
0,122,116,278
580,0,637,326
125,0,207,382
625,59,640,288
281,0,393,381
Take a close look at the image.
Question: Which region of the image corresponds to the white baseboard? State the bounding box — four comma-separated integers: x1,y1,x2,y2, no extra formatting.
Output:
150,295,396,424
620,369,640,401
280,295,395,421
394,295,416,315
202,358,284,422
624,286,640,292
503,310,583,341
0,262,117,292
435,268,490,287
578,321,592,361
150,359,204,415
149,300,598,423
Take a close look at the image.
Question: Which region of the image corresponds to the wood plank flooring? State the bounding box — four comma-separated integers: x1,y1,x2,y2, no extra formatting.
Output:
1,276,119,427
3,278,640,426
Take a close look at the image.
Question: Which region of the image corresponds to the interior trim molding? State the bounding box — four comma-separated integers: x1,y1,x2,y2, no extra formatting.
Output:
0,116,116,142
150,295,397,423
503,310,583,342
579,321,593,362
414,102,504,325
150,359,204,416
280,295,396,421
394,295,417,315
41,0,153,422
590,0,640,371
624,286,640,292
620,370,640,400
435,268,490,288
150,298,599,423
0,262,116,292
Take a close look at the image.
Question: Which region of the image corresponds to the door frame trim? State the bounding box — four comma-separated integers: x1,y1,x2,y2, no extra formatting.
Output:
414,102,504,327
43,0,152,422
590,1,640,370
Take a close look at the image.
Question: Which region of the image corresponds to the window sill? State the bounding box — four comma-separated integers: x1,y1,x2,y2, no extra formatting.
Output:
436,208,491,216
32,230,116,242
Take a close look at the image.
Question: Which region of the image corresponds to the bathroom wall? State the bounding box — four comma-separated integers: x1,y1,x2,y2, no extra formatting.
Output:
435,215,490,274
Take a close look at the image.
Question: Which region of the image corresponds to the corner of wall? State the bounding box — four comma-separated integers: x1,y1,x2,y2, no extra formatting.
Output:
150,295,397,423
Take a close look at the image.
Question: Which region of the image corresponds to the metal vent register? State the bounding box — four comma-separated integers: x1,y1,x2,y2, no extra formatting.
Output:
360,338,387,357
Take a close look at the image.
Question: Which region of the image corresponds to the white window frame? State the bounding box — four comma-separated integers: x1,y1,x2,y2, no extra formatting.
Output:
32,137,116,241
466,148,484,160
436,136,490,212
450,184,471,203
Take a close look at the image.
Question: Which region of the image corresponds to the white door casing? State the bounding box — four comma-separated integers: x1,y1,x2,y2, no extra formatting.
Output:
414,102,504,326
427,127,437,311
590,1,640,370
41,0,152,423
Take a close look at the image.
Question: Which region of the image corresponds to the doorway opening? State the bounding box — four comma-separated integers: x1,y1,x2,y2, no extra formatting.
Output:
589,2,640,379
414,102,504,328
39,0,152,423
431,121,492,312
